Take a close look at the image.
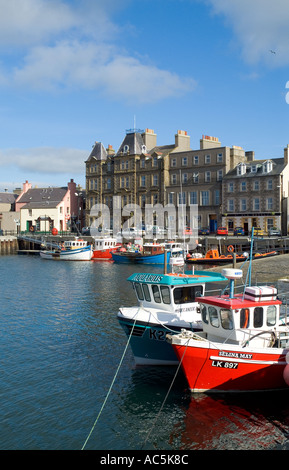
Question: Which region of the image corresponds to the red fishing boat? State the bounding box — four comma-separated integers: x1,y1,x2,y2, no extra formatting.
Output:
167,267,289,393
91,237,119,260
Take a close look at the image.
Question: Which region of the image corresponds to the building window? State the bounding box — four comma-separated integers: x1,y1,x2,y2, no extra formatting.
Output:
182,156,188,166
168,193,174,204
153,156,158,167
217,153,223,163
189,191,197,205
194,155,199,165
140,158,145,168
171,174,177,184
178,192,186,205
228,199,234,211
228,182,234,192
240,181,247,191
182,173,188,184
240,199,247,211
267,197,273,210
205,154,211,164
237,163,246,176
267,179,273,190
253,198,260,210
217,170,223,181
214,190,220,205
153,175,158,186
193,173,199,183
153,193,158,204
200,191,209,206
253,180,259,191
205,171,211,183
141,176,146,187
107,178,111,190
171,158,177,167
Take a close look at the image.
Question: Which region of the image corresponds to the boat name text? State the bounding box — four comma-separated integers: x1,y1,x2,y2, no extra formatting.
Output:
218,351,253,359
133,274,163,283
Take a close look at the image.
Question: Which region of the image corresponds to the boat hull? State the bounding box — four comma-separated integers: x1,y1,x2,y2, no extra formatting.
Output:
171,338,289,392
40,247,92,261
112,251,171,264
92,248,117,260
118,316,201,365
186,251,278,264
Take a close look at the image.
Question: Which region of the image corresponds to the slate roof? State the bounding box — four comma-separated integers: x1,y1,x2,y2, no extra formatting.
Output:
86,141,108,161
116,131,146,155
0,193,18,205
17,187,67,209
223,158,285,179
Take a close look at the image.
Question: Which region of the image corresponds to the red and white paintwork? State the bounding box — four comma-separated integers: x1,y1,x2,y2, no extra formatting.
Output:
91,237,120,260
168,268,289,393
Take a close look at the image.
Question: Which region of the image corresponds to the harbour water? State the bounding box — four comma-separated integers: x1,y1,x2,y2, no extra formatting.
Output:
1,255,289,451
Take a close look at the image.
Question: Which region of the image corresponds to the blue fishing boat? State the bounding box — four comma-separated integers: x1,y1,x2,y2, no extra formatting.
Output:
117,269,227,365
111,242,183,265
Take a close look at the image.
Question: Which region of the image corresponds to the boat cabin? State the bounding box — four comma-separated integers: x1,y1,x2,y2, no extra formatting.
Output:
197,271,289,348
128,271,227,318
63,239,89,250
93,238,118,250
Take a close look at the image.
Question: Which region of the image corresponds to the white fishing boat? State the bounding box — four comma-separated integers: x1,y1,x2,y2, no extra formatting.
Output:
117,269,227,365
40,238,92,261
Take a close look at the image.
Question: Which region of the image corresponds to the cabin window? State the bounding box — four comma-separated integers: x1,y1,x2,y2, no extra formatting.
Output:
134,283,144,301
152,285,161,303
201,305,208,324
160,286,171,304
240,308,250,328
267,305,276,326
142,284,151,302
253,307,263,328
208,306,219,328
220,309,233,330
173,286,203,304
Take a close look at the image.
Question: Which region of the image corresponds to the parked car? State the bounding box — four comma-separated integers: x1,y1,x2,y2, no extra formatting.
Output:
234,226,245,236
251,227,264,236
198,227,210,235
216,226,228,235
81,226,91,235
268,227,281,236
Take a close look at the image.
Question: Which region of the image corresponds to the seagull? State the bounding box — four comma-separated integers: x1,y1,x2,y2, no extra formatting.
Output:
270,49,276,54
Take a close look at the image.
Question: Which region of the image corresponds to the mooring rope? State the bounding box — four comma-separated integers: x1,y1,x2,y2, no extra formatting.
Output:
81,316,137,450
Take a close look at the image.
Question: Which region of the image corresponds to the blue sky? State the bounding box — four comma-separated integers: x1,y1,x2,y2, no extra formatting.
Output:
1,0,289,192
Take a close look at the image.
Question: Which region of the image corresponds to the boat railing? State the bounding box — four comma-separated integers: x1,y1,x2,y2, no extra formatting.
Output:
220,326,289,349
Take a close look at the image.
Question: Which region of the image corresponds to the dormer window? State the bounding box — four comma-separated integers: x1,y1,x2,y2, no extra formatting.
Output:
123,145,129,154
263,160,273,173
237,163,246,176
141,145,147,154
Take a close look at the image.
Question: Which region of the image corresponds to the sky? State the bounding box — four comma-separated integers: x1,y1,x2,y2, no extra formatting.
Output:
1,0,289,192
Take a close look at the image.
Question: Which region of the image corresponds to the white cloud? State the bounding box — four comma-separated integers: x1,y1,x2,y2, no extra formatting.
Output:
206,0,289,66
0,147,87,174
0,0,195,102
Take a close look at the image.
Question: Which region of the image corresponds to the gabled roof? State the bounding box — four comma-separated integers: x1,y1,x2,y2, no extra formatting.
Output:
17,187,67,209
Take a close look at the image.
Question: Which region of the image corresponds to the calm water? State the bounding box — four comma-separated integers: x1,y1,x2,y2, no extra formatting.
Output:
1,255,289,450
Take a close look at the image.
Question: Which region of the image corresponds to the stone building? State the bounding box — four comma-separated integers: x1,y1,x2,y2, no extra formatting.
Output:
85,128,254,232
222,146,289,235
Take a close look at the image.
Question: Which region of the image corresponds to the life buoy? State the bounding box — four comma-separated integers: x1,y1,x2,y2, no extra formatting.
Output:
227,245,234,253
29,226,34,232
